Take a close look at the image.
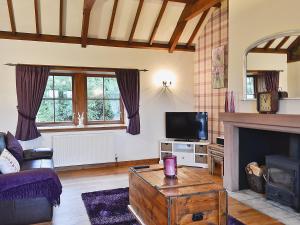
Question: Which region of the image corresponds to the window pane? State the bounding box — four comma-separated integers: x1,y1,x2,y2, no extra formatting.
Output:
104,78,120,99
247,77,254,94
36,100,54,123
246,76,255,99
87,100,104,121
43,76,54,98
87,77,103,98
54,76,72,99
104,100,120,120
55,100,73,122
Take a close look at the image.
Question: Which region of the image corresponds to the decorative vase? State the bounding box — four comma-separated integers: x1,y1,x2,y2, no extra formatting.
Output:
77,112,85,128
225,91,229,112
230,91,235,113
163,155,177,178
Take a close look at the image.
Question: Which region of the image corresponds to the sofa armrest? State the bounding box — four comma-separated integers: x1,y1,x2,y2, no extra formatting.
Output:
23,148,53,161
0,168,62,206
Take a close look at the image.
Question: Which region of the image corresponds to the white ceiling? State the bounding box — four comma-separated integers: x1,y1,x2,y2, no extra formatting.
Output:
0,0,214,45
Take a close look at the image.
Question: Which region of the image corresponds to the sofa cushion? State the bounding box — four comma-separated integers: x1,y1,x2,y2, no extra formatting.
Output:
21,159,54,171
0,149,20,174
6,132,23,164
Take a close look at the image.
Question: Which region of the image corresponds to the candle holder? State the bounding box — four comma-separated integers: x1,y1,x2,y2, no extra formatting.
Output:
163,155,177,178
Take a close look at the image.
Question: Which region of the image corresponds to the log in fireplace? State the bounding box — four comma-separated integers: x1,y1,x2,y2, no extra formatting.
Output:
266,155,300,212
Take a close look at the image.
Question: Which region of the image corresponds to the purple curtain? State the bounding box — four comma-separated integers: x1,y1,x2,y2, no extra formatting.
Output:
264,71,279,92
115,69,140,135
15,65,49,141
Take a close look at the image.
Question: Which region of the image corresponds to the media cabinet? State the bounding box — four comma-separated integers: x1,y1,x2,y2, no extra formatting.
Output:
159,140,209,168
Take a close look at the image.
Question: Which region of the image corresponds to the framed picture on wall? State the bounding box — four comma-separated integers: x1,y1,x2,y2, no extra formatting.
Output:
212,45,226,89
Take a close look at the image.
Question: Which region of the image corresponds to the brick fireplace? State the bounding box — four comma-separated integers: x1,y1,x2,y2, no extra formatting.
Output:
220,112,300,191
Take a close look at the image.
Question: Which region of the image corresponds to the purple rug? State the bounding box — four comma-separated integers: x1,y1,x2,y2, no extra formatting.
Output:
82,187,244,225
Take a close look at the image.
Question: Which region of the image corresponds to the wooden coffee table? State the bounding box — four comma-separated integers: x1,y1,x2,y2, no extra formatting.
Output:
128,165,227,225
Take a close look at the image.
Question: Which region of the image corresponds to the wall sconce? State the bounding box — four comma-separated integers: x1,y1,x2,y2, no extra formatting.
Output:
154,69,176,89
162,81,172,88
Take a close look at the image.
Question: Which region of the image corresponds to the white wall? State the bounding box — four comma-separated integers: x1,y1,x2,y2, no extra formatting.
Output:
0,39,194,165
229,0,300,113
287,61,300,97
247,53,288,92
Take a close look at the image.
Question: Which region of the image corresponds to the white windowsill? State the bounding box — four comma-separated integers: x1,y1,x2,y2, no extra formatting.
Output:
38,124,127,133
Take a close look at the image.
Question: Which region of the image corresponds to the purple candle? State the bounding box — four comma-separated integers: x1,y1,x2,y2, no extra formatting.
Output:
163,155,177,178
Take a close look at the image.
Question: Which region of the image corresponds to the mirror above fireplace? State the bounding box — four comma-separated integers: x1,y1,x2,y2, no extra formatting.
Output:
244,31,300,100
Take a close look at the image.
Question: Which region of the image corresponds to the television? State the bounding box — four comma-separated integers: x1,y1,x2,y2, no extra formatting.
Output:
166,112,208,141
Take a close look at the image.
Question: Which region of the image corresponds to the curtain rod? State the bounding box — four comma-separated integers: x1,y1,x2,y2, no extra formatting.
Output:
4,63,149,72
247,69,284,72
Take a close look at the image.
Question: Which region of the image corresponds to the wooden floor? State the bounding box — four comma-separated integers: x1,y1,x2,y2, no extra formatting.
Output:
38,166,282,225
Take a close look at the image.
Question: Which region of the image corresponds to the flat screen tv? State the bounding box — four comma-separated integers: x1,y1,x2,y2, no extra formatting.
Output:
166,112,208,141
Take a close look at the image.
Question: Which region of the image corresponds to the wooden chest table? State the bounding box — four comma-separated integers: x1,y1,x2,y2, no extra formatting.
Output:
128,166,227,225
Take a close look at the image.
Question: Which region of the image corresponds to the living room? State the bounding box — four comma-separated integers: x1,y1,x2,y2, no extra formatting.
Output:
0,0,299,225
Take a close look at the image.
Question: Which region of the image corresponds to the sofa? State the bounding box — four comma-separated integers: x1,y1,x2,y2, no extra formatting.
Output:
0,132,56,225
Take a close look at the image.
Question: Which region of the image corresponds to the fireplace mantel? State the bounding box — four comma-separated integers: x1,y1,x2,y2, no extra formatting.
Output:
220,112,300,133
219,112,300,191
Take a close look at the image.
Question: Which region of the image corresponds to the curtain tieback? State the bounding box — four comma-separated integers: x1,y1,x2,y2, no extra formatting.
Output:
18,110,36,121
128,110,139,119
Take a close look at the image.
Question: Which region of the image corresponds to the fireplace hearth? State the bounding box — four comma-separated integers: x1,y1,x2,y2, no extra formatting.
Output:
266,155,300,212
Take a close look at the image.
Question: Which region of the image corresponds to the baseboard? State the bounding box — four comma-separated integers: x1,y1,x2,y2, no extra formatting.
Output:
55,158,160,172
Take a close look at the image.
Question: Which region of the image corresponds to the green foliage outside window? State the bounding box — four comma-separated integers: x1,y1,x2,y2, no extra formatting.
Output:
87,77,120,121
37,76,73,123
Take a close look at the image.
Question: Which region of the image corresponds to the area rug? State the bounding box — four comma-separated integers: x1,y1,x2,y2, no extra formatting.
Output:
81,187,245,225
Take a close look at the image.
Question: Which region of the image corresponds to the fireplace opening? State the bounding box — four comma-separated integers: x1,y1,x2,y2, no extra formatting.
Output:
239,128,300,190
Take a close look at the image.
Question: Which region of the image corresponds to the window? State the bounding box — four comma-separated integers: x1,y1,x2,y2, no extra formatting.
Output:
37,73,123,126
37,75,73,124
87,77,121,122
246,76,256,99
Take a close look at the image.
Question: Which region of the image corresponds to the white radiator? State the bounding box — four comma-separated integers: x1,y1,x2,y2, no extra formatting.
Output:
52,133,116,167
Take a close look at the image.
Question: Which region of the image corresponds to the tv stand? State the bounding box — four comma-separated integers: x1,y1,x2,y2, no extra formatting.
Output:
159,139,209,168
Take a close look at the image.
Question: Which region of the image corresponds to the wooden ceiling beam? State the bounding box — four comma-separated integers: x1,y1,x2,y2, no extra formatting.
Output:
168,3,190,53
249,48,288,54
169,0,191,3
7,0,16,34
287,36,300,62
287,57,300,63
129,0,144,43
107,0,118,40
183,0,221,21
169,0,220,53
81,0,96,48
288,36,300,51
263,39,275,49
0,31,195,52
149,0,168,45
275,36,289,50
34,0,40,35
59,0,64,37
186,8,209,47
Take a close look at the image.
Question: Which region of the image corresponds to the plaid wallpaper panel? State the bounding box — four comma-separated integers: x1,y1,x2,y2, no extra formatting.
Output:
194,4,228,143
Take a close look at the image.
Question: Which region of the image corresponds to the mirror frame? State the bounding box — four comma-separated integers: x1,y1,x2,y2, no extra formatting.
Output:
243,29,300,100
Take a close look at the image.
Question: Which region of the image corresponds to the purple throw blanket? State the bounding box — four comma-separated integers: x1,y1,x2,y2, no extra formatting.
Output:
0,168,62,206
